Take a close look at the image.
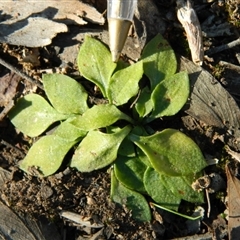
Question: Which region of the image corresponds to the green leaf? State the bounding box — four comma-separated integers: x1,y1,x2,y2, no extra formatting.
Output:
9,94,69,137
150,71,189,120
144,167,181,211
43,73,88,114
129,129,207,176
53,119,87,141
161,174,204,203
20,135,76,177
135,86,153,118
116,59,130,71
106,126,136,157
108,61,143,106
70,104,133,131
111,170,151,222
77,35,117,97
136,148,152,168
141,34,177,89
118,137,136,157
114,155,147,193
70,125,132,172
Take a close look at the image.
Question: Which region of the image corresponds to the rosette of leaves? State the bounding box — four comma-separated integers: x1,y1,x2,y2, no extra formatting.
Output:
9,34,207,221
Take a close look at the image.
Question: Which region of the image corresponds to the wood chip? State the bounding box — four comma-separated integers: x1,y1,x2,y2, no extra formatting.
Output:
226,162,240,239
0,72,21,107
0,201,61,240
0,0,105,25
177,0,203,65
0,0,105,47
180,56,240,150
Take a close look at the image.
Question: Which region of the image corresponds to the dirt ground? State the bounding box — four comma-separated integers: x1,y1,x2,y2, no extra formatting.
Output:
1,0,240,239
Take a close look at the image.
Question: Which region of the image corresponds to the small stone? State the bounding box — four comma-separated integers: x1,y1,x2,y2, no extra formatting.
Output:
40,185,53,199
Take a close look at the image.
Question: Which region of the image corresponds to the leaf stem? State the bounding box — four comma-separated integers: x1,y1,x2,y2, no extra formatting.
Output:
150,202,203,220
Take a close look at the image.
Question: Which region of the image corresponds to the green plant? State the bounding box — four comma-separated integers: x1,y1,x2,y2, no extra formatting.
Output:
9,34,207,221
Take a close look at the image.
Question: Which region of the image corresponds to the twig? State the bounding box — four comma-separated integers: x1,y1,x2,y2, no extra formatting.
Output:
235,52,240,65
205,189,211,218
206,38,240,56
130,89,141,108
60,211,104,228
0,101,14,121
0,139,25,158
225,145,240,162
171,232,212,240
0,57,43,90
219,60,240,72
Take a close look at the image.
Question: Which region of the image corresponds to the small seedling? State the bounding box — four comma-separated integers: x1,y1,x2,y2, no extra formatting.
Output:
9,34,207,221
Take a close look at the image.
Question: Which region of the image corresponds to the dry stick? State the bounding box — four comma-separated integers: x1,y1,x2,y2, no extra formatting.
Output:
0,57,43,90
206,38,240,56
219,60,240,72
171,232,212,240
1,140,25,158
235,52,240,64
205,188,211,218
0,100,14,121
